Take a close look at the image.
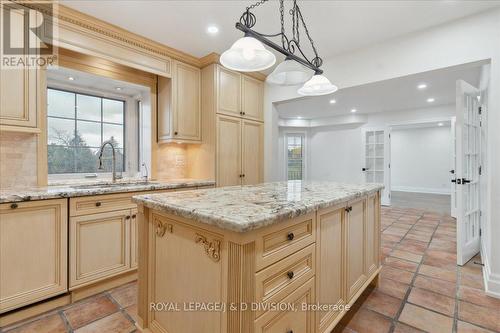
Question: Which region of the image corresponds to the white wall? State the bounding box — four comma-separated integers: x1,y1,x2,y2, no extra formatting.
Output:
391,126,451,194
264,8,500,297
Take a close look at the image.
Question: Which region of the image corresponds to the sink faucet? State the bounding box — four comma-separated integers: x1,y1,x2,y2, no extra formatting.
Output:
98,140,122,183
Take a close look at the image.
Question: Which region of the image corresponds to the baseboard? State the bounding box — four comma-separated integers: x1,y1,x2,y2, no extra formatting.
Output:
391,186,451,195
481,243,500,299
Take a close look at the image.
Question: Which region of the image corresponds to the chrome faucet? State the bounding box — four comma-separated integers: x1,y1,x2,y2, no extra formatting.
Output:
98,140,122,182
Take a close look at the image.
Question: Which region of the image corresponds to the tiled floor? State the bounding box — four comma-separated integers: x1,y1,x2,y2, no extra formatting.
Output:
2,207,500,333
391,191,451,215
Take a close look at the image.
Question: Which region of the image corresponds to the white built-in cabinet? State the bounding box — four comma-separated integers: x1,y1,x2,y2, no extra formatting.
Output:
158,61,201,143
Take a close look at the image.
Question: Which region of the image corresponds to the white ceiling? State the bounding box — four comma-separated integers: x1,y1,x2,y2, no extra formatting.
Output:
275,63,482,119
61,0,500,61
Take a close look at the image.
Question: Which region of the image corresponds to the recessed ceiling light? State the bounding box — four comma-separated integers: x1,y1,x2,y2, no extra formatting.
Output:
329,99,336,104
68,76,75,81
417,83,427,90
427,98,435,103
207,25,219,35
296,116,303,119
438,122,444,127
115,87,122,91
351,108,357,113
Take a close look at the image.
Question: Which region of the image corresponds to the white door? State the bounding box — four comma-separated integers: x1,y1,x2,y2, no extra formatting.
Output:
455,80,481,266
450,117,457,218
362,128,391,206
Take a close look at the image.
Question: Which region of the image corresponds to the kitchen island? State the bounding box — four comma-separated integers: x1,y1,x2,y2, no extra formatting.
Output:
132,181,383,333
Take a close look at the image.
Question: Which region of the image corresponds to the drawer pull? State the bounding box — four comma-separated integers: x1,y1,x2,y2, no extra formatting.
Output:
95,202,102,207
287,232,295,241
287,271,294,279
10,203,18,209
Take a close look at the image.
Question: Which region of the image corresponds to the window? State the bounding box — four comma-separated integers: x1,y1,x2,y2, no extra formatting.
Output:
286,134,305,180
47,88,125,174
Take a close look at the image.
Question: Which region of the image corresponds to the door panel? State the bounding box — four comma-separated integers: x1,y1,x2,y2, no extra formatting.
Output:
362,128,391,205
365,193,380,276
242,76,264,121
217,67,241,117
173,62,201,141
242,119,263,185
456,80,481,265
216,115,241,187
346,199,367,301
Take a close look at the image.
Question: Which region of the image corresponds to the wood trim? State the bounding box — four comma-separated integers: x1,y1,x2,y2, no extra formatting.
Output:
37,67,48,186
0,125,41,134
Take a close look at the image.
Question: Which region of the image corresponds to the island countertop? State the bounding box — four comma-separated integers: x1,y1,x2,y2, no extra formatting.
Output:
132,181,383,233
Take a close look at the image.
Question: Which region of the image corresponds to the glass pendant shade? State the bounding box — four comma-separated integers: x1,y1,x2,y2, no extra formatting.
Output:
266,59,313,86
220,36,276,72
297,74,338,96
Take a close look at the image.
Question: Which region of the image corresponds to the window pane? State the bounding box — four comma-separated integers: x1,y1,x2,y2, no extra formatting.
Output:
103,99,124,124
77,120,101,147
103,123,123,148
77,94,101,121
48,145,74,174
48,117,75,145
47,89,75,118
75,147,99,173
287,135,304,181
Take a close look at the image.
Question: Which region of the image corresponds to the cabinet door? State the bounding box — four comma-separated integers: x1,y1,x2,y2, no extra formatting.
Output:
242,119,263,185
130,209,138,269
241,75,264,121
217,66,241,117
173,61,201,141
216,115,242,187
0,7,38,129
317,206,346,332
346,198,367,301
365,193,380,277
150,216,224,333
70,209,131,288
0,199,67,313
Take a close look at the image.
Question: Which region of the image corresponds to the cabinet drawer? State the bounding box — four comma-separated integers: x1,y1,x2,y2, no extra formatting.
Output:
254,277,315,333
255,244,315,318
255,213,315,271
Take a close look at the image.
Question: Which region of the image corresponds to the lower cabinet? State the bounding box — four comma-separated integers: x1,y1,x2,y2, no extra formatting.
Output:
69,208,135,289
365,193,380,277
0,199,67,313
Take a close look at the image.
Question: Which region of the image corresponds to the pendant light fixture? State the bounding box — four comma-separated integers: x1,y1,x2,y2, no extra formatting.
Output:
221,0,337,96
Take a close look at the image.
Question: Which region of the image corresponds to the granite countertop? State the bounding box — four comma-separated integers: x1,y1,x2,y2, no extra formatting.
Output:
132,181,384,233
0,179,215,203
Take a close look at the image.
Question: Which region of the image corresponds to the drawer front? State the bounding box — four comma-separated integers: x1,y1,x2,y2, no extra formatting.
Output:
255,213,315,271
254,277,315,333
69,190,170,216
255,244,315,318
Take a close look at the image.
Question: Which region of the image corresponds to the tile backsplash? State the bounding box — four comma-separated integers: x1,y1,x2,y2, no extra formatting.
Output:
0,132,38,188
156,143,188,180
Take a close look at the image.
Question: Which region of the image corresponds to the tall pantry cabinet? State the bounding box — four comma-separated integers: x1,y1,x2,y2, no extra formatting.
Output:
190,64,264,187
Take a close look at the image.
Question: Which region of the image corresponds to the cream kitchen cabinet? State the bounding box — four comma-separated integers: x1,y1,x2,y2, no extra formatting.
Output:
0,199,67,313
158,60,201,143
216,114,263,187
217,65,264,122
0,4,41,132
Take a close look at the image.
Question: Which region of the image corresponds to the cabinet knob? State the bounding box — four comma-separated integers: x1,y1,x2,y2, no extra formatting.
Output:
287,271,294,279
126,215,131,220
10,203,18,209
242,112,246,115
287,232,294,241
287,330,294,333
132,214,137,219
345,206,353,213
242,174,245,177
239,111,243,115
95,202,102,207
174,131,178,135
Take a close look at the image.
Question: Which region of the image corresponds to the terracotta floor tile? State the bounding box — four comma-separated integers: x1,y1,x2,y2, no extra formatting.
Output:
407,287,455,316
376,277,409,299
382,234,403,243
390,249,423,263
384,257,419,272
124,304,138,323
63,295,118,329
404,233,432,242
461,272,485,290
343,308,392,333
413,274,457,298
418,264,457,283
74,311,135,333
396,243,426,255
4,313,67,333
393,322,426,333
109,282,137,308
363,290,403,318
457,320,495,333
399,303,453,333
458,285,500,310
380,266,415,284
458,301,500,332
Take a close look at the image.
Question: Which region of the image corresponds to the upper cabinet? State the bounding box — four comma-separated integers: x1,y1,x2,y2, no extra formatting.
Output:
217,65,264,122
0,6,40,133
158,60,201,143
